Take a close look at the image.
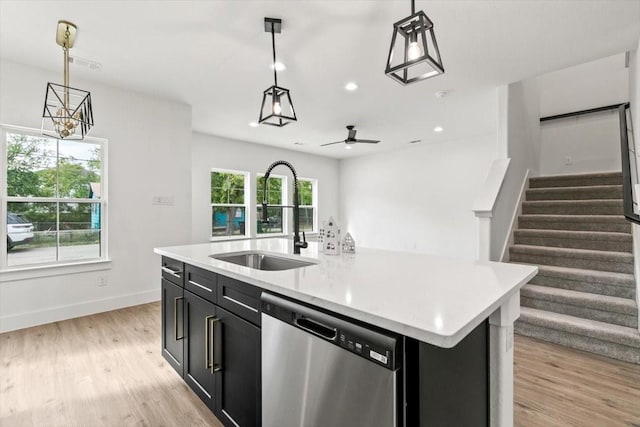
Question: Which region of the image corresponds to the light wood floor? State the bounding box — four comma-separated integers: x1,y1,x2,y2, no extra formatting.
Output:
514,333,640,426
1,302,639,427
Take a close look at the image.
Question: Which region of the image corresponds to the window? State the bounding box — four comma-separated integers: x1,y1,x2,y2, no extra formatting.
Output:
1,127,107,268
257,174,286,235
211,169,248,238
298,178,317,232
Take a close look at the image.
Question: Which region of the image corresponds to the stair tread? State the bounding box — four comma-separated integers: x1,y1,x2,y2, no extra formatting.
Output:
519,307,640,348
510,244,634,262
527,184,622,192
529,172,623,189
534,265,635,287
514,229,632,241
531,172,622,180
521,284,638,314
519,214,628,222
523,199,623,205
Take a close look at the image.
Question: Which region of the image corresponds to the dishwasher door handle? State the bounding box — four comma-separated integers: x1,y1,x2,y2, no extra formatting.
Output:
295,316,337,340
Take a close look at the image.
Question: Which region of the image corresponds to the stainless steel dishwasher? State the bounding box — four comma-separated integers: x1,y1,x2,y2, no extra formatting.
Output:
261,293,400,427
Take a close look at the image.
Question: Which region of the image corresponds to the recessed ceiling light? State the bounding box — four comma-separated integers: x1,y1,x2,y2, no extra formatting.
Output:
409,139,422,144
345,82,358,91
249,122,259,127
433,126,444,133
345,145,352,150
294,141,304,145
270,62,286,71
435,90,449,98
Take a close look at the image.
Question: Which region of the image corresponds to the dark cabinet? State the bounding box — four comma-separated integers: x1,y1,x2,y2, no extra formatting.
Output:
161,278,184,375
184,290,219,411
215,307,261,427
162,256,184,287
160,258,262,426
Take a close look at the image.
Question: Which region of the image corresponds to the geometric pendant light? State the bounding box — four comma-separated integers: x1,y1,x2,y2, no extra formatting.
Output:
258,17,297,127
42,20,94,140
385,0,445,85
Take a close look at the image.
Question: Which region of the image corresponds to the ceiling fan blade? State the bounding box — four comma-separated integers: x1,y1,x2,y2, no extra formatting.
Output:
354,139,380,144
321,141,346,147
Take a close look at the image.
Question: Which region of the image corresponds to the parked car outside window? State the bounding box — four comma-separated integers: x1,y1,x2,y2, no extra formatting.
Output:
7,212,34,250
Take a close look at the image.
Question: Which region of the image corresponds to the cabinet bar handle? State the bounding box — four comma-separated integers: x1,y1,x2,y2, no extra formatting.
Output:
174,296,184,341
223,295,259,313
189,280,213,293
205,315,220,373
211,316,221,374
162,266,182,278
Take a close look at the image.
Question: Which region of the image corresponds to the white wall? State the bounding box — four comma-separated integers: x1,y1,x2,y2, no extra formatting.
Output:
537,53,629,117
191,132,340,243
539,112,622,175
492,80,540,261
339,133,496,260
537,53,628,176
0,60,192,332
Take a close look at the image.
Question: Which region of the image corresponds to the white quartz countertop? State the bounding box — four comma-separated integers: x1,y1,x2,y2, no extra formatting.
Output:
154,239,537,348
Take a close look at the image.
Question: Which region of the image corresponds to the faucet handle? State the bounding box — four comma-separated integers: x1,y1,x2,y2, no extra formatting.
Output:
299,232,308,249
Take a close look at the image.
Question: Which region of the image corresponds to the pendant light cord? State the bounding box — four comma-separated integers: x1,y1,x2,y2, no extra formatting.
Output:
411,0,415,14
271,26,278,87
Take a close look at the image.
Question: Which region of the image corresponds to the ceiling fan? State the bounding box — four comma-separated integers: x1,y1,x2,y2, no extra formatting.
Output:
321,125,380,147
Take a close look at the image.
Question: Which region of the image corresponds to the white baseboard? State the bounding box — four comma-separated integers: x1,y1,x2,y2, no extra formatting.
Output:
500,169,532,262
0,289,160,333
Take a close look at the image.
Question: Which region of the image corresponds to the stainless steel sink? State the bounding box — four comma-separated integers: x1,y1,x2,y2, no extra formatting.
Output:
210,251,316,271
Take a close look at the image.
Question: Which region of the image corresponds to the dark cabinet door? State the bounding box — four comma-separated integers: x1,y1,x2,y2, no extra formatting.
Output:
184,290,218,411
215,306,261,427
161,278,184,375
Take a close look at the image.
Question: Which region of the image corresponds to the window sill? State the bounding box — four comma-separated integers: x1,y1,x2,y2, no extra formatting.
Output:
0,259,112,283
210,236,251,242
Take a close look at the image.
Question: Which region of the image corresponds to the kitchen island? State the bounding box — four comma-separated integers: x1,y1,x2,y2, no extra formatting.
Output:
154,238,537,427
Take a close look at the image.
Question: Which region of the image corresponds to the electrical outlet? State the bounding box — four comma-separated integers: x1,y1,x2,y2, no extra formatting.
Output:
98,276,108,287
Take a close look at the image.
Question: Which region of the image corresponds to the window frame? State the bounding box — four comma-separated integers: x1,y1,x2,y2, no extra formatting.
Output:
0,124,109,272
210,168,250,241
297,177,318,233
256,173,288,237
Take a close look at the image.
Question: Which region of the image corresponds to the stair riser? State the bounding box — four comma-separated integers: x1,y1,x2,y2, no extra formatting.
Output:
520,296,638,328
526,187,623,201
529,174,623,189
510,252,633,274
530,275,636,299
518,219,631,233
515,321,640,364
514,235,632,252
522,202,623,215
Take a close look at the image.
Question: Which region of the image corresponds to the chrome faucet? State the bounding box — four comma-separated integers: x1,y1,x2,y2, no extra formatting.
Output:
262,160,308,254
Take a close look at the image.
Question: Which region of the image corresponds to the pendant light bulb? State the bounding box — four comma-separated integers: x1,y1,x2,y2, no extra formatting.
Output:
407,32,421,60
272,94,282,115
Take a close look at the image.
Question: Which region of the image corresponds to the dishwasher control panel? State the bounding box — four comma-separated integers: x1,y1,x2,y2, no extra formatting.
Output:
337,330,392,368
262,293,398,370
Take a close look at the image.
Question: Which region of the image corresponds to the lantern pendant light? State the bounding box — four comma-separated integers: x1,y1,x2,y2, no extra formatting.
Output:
42,20,94,140
258,17,297,127
385,0,445,85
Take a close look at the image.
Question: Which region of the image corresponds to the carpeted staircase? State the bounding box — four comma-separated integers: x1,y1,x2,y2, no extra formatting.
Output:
510,171,640,364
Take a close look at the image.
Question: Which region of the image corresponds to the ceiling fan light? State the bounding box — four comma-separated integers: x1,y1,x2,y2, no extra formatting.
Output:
385,2,444,85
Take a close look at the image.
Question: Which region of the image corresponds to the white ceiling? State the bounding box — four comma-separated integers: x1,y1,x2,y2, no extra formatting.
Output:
1,1,639,159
